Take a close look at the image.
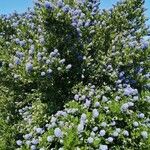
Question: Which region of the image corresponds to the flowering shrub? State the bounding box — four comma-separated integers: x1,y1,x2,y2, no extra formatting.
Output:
0,0,150,149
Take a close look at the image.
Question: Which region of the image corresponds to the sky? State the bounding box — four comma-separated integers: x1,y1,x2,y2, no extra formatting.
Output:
0,0,149,25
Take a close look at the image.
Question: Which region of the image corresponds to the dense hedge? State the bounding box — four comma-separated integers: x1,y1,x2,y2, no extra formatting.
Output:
0,0,150,150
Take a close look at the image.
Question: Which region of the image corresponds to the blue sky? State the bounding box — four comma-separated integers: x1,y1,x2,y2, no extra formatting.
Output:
0,0,33,14
0,0,149,24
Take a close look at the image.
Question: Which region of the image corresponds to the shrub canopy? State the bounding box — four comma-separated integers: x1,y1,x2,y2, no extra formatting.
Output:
0,0,150,150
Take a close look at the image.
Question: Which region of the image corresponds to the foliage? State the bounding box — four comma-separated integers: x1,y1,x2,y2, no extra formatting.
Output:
0,0,150,149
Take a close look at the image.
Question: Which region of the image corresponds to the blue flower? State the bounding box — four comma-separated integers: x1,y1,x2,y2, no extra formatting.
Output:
92,109,99,118
16,140,22,146
26,140,31,146
34,0,41,7
47,136,53,142
66,64,72,70
57,0,64,8
99,144,108,150
47,68,52,73
87,137,94,144
77,0,86,5
84,21,90,27
9,63,14,68
116,128,121,133
59,59,65,64
16,51,24,58
12,22,18,27
102,96,108,102
57,67,62,71
141,131,148,139
31,138,39,145
15,38,20,44
101,122,107,127
62,5,70,13
93,126,98,131
39,148,45,150
29,49,34,55
54,128,63,138
77,123,84,133
119,71,125,78
133,121,139,127
112,131,119,137
41,72,46,76
74,94,79,101
124,86,135,96
138,113,145,119
24,133,32,140
123,130,129,136
39,37,45,44
25,62,33,72
141,41,149,50
107,137,113,143
31,145,36,150
14,57,21,65
94,101,100,107
38,56,42,61
77,20,83,27
132,96,138,101
20,41,26,46
44,1,54,10
84,99,91,107
37,52,42,57
99,130,106,136
121,103,128,112
35,127,44,134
